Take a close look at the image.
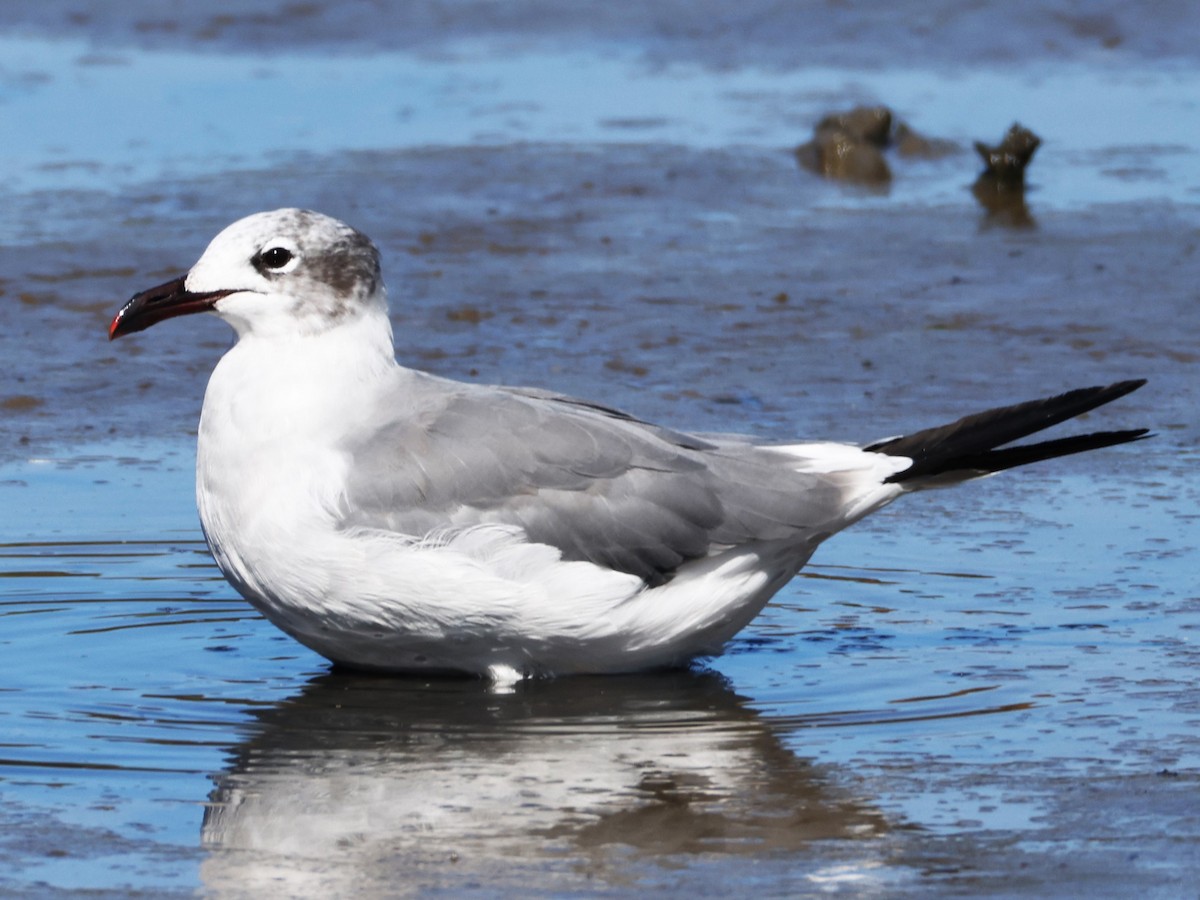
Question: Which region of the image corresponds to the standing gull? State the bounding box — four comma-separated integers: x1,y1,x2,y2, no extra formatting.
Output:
109,209,1148,679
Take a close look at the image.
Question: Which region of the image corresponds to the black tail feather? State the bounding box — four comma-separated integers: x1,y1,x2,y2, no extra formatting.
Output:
868,380,1149,484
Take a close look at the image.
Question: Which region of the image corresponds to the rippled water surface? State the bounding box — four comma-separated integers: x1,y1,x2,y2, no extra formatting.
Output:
1,2,1198,896
3,442,1196,895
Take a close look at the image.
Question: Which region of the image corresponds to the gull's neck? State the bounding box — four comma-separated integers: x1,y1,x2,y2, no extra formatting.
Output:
199,304,399,453
194,303,401,616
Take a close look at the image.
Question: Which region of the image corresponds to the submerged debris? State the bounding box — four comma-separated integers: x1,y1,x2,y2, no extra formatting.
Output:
972,123,1042,228
974,123,1041,184
795,105,957,186
796,105,892,185
818,106,894,148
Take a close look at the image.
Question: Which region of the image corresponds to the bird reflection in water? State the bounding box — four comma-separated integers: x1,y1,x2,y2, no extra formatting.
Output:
201,670,891,893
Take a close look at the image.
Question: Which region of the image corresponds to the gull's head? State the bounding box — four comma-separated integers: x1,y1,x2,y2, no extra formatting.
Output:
109,209,385,341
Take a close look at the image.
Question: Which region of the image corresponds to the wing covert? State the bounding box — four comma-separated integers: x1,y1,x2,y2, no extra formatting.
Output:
338,376,848,585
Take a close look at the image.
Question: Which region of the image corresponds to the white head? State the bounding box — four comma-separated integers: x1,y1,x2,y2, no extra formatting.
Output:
110,209,386,341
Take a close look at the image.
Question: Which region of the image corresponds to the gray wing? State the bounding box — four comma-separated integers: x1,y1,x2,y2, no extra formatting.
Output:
339,374,851,586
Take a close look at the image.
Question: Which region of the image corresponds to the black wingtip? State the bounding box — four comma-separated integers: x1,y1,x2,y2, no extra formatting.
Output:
875,380,1150,484
1084,378,1146,406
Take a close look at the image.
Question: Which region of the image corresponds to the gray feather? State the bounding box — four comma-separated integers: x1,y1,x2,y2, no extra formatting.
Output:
338,373,849,586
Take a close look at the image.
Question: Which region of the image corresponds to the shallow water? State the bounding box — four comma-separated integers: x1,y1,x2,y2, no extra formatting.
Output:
3,442,1196,895
3,32,1198,209
1,3,1199,897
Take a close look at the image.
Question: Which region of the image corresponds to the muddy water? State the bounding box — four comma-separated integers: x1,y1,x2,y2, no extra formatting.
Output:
2,3,1199,897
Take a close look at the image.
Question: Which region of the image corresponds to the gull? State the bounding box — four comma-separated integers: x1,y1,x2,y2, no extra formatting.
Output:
109,209,1148,680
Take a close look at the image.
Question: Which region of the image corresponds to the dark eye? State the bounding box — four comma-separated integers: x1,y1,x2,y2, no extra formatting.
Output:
260,246,293,269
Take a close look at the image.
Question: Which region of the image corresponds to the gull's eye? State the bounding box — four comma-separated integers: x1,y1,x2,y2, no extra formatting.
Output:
260,246,293,269
253,240,301,276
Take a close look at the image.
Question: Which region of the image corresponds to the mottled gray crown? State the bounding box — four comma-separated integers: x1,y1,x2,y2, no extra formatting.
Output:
265,208,382,307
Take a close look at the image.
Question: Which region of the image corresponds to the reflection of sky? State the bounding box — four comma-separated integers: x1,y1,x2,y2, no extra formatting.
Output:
1,36,1197,208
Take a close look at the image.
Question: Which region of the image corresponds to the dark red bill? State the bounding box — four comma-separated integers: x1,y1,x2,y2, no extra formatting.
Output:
108,276,235,340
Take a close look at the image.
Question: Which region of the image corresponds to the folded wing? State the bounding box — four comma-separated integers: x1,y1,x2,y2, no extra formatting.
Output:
338,376,854,586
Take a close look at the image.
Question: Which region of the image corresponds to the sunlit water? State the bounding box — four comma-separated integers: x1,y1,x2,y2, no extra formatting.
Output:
2,441,1195,893
1,13,1198,897
1,34,1198,220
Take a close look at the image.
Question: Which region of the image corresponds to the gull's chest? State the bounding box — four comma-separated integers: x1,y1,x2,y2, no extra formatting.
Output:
195,407,354,614
194,349,362,562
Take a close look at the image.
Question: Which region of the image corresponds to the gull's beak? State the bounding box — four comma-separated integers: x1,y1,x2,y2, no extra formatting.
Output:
108,276,234,340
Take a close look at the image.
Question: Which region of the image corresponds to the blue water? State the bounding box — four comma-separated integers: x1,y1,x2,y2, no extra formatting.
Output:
2,439,1195,893
2,35,1198,208
1,11,1198,897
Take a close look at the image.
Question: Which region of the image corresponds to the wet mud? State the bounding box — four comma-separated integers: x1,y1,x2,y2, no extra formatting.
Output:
2,0,1200,67
1,1,1198,897
3,144,1197,466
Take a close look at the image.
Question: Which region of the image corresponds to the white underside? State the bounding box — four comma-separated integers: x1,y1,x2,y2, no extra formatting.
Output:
195,311,909,678
215,522,816,677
